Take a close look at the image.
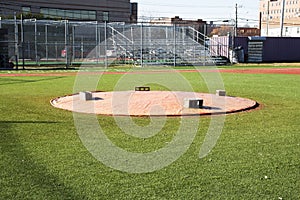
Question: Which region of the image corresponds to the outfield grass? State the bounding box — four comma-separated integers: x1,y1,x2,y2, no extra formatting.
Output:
0,67,299,199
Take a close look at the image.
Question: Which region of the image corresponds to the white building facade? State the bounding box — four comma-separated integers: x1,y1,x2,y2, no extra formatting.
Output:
260,0,300,36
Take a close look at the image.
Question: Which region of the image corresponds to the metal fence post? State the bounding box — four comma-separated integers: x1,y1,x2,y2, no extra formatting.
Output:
131,26,134,65
14,13,19,69
34,19,38,65
72,25,74,62
140,23,143,67
104,21,108,68
45,24,48,61
148,26,151,62
98,23,101,64
20,15,25,69
64,20,69,68
55,42,58,60
173,23,176,67
95,22,98,64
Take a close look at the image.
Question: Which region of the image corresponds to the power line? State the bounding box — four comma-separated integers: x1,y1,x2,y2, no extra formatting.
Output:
140,2,232,9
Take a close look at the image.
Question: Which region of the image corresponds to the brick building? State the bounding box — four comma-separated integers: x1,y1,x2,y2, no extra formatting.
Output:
210,26,260,37
150,16,207,34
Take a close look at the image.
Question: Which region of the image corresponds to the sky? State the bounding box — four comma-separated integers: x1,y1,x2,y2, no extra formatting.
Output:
135,0,260,26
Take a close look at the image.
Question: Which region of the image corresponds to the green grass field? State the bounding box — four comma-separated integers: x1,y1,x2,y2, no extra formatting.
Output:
0,66,299,199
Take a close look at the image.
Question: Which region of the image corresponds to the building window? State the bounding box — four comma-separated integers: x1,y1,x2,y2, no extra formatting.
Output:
103,11,109,22
22,7,31,14
40,8,96,20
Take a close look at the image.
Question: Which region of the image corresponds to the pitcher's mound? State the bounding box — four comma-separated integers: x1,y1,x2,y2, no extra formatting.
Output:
50,91,257,117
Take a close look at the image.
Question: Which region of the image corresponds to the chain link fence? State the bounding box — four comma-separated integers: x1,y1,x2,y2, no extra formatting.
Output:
0,19,229,69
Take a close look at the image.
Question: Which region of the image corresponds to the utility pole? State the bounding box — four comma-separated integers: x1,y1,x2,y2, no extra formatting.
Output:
266,0,270,36
280,0,286,36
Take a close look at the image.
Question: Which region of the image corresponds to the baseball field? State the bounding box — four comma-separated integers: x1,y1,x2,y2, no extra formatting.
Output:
0,65,299,199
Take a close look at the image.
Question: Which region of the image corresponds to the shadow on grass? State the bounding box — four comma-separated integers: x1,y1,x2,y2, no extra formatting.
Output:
0,76,65,86
0,121,62,124
0,123,85,199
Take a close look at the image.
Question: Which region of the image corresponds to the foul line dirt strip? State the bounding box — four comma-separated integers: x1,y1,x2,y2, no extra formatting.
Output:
220,68,300,75
0,68,300,77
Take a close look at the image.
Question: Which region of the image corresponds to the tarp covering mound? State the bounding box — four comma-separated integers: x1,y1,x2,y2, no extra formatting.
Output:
51,91,257,117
